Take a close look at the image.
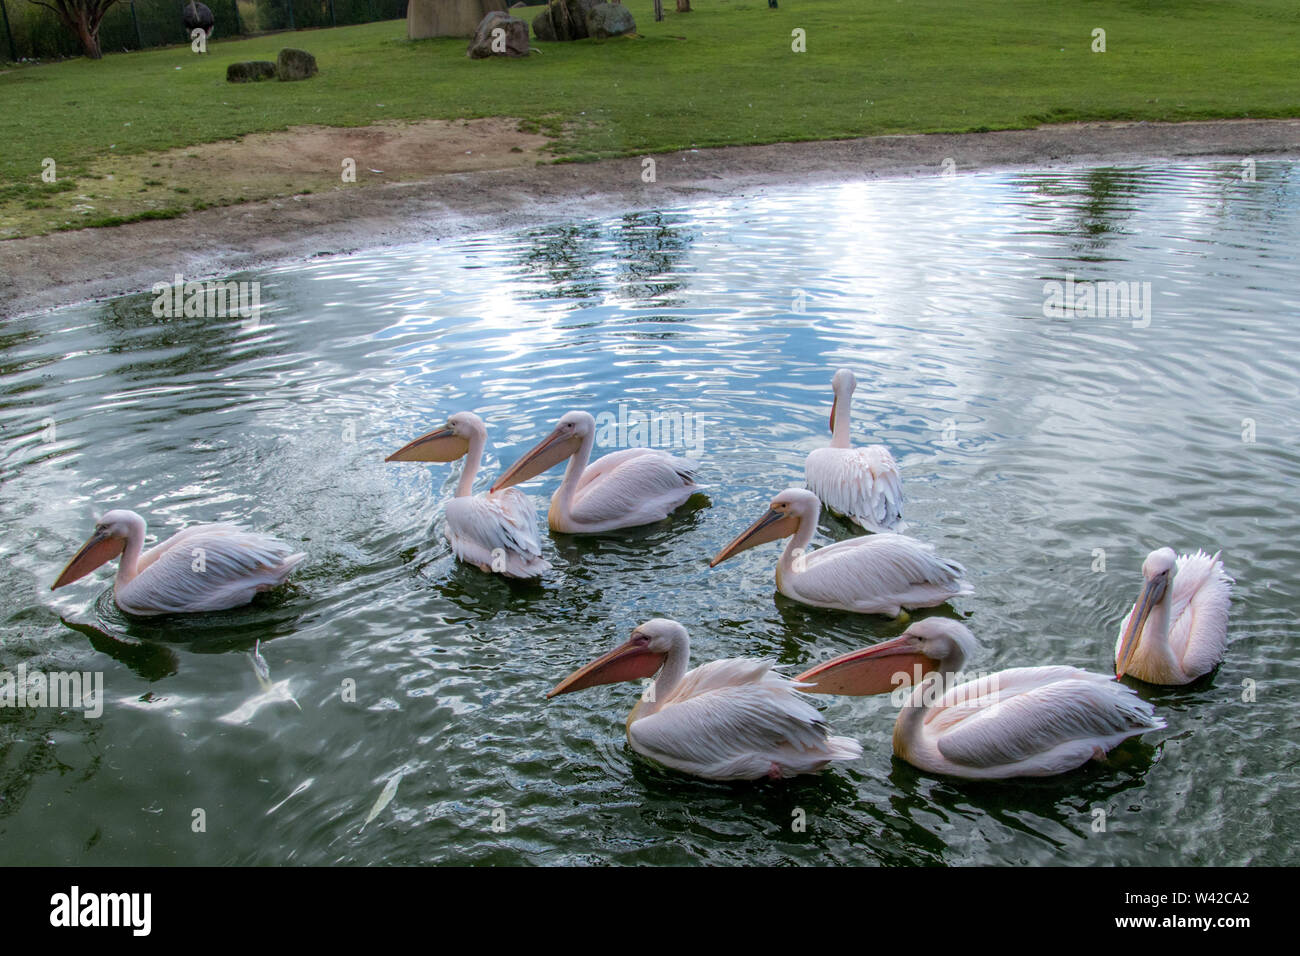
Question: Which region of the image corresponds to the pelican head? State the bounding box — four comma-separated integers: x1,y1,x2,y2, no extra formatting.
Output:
829,367,857,433
1116,547,1177,678
386,411,485,463
547,618,685,699
794,618,978,696
710,488,819,567
51,509,144,589
492,411,595,493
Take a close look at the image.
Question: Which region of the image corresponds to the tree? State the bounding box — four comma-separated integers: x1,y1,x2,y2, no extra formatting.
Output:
27,0,123,59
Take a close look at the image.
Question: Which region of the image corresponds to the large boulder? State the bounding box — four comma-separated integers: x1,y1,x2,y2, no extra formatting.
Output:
468,11,531,58
586,2,634,39
226,60,277,83
409,0,507,39
276,48,318,81
532,0,601,41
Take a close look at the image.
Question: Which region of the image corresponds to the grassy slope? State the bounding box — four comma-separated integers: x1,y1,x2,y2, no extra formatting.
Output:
2,0,1299,236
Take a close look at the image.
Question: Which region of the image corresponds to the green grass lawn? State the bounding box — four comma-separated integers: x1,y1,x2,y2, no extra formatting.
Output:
2,0,1299,237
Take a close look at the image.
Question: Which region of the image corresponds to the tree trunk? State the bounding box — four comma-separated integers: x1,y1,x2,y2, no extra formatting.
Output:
676,0,691,11
73,7,101,58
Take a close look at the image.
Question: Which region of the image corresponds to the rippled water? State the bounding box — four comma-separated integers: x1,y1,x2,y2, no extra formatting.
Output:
2,160,1297,866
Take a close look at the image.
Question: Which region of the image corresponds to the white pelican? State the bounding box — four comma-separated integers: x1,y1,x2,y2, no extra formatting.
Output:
491,411,700,533
51,510,305,616
387,411,550,578
805,368,904,533
1115,547,1232,685
547,618,863,781
710,488,970,616
796,619,1165,779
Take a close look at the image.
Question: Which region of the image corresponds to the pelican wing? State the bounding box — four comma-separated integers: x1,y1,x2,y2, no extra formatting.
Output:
569,450,698,525
1168,551,1232,678
123,525,304,615
135,522,246,574
796,533,970,608
933,667,1162,769
630,659,862,779
444,490,548,575
806,445,904,532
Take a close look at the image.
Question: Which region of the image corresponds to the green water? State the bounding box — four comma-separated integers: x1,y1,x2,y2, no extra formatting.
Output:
1,160,1297,865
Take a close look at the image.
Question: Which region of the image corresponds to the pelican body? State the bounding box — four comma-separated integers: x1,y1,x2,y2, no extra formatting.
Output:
1115,547,1232,685
51,510,305,616
805,368,904,533
710,488,970,616
492,411,700,534
387,411,549,578
796,619,1164,779
548,618,863,781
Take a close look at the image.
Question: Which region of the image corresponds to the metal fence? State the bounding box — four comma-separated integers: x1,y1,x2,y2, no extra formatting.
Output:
0,0,408,62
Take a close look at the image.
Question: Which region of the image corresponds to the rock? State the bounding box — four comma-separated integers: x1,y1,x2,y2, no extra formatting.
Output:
531,9,557,41
532,0,601,41
226,60,276,83
409,0,507,39
276,48,318,81
586,2,635,39
468,11,531,58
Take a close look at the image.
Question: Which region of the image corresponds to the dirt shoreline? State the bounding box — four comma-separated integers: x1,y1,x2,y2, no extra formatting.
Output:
3,119,1297,320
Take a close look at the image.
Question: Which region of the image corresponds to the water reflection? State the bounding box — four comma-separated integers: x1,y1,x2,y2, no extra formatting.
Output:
1,160,1297,865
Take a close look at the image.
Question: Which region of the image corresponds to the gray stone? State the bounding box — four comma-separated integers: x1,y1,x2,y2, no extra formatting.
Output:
276,48,318,81
532,0,602,41
586,2,635,39
468,11,531,58
532,9,557,41
226,60,276,83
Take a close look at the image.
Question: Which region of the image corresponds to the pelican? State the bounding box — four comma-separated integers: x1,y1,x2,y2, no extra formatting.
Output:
796,619,1165,779
547,618,863,781
805,368,904,533
51,510,305,616
710,488,970,616
491,411,701,533
1115,547,1232,685
387,411,550,578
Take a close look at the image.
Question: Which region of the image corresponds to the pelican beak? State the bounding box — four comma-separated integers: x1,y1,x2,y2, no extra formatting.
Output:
51,529,125,590
385,425,469,463
829,393,838,435
710,506,800,567
547,634,667,699
1116,574,1168,678
492,425,581,492
795,635,941,696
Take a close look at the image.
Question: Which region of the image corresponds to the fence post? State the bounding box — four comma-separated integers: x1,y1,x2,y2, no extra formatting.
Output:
1,0,19,63
129,0,143,49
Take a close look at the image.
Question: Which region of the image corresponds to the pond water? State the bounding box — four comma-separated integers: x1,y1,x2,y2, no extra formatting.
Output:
1,159,1297,866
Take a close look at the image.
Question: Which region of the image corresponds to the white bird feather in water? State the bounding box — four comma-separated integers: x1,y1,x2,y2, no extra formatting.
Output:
796,619,1164,780
711,488,970,616
548,619,862,781
50,510,305,615
1115,548,1233,685
387,411,549,578
217,641,300,724
492,411,700,533
805,368,904,533
362,772,403,831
